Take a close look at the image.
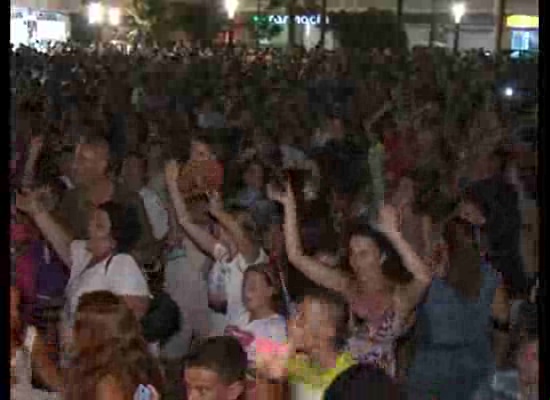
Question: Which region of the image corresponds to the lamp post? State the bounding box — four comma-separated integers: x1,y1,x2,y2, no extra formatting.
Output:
429,0,437,47
224,0,239,45
87,3,121,49
451,3,466,54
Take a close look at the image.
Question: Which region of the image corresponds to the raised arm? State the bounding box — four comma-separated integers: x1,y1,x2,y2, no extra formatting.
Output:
16,189,73,267
165,160,219,258
268,182,350,295
21,135,44,188
378,205,432,318
208,192,259,264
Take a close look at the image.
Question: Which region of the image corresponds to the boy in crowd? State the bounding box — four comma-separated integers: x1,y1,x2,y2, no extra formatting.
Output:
184,336,248,400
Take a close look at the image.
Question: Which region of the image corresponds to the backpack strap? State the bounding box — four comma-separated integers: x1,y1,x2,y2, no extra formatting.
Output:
104,255,115,274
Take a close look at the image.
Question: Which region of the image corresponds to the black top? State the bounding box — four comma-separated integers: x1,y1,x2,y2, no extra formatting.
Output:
323,364,406,400
468,176,526,294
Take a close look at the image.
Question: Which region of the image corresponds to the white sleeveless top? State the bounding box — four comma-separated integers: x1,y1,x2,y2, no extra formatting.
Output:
208,248,269,335
11,327,61,400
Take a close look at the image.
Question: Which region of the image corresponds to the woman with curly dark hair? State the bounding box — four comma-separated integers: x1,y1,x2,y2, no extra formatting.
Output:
65,291,163,400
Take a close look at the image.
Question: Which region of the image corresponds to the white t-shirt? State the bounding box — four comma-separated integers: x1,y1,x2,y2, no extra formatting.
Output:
226,313,287,365
65,240,150,326
208,249,268,332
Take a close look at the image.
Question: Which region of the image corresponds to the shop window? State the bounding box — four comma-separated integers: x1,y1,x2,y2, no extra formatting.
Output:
511,30,531,51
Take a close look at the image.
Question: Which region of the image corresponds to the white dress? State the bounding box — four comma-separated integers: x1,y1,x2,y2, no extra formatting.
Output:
208,248,269,335
11,327,61,400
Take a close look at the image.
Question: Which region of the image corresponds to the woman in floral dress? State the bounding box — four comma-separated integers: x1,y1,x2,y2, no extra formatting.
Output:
269,180,432,378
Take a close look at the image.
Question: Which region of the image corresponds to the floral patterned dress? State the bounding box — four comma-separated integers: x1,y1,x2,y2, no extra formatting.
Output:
347,306,411,378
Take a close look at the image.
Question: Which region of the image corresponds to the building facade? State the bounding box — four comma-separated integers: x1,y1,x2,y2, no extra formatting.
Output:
10,0,81,47
233,0,538,51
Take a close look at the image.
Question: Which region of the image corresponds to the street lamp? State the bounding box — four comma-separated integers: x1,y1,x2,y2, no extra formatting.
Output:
87,3,121,48
108,7,121,26
224,0,239,45
451,2,466,53
88,2,105,24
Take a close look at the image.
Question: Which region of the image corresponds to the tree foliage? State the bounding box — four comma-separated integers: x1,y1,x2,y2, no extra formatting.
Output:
125,0,169,45
69,13,96,45
169,2,226,44
328,9,408,51
248,15,284,42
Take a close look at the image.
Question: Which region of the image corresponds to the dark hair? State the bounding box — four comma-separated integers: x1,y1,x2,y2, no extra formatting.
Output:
126,151,147,169
185,336,247,385
241,157,267,184
511,301,538,350
191,132,219,159
461,185,487,217
97,201,141,254
124,151,148,181
442,217,482,301
315,228,342,257
301,288,351,351
80,134,110,156
323,365,405,400
57,145,75,163
347,222,413,284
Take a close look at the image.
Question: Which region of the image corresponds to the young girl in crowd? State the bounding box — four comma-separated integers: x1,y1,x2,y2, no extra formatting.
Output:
225,264,288,399
165,160,269,335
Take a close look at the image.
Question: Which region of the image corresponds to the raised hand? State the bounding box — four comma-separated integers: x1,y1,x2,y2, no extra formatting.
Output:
164,160,180,188
267,180,294,207
377,204,401,236
207,191,224,214
15,188,43,216
457,201,486,226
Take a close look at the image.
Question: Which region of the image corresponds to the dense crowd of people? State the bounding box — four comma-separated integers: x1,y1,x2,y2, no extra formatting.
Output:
11,42,539,400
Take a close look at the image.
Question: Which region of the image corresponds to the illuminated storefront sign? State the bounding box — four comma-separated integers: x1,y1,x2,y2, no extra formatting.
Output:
10,7,69,48
506,15,538,29
267,14,329,25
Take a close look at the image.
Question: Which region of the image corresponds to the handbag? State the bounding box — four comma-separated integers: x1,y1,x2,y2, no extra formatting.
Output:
105,255,181,345
140,255,181,345
140,290,181,345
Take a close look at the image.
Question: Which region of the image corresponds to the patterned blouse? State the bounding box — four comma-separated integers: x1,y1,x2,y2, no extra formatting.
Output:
347,308,411,378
